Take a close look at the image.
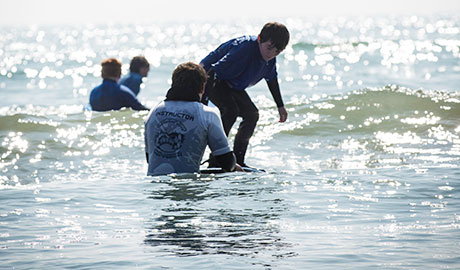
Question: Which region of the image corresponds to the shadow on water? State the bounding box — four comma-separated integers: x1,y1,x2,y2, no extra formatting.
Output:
143,173,296,261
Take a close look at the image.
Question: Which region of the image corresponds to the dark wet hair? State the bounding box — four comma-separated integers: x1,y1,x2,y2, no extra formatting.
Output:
129,56,150,73
171,62,207,94
101,58,121,79
259,22,290,51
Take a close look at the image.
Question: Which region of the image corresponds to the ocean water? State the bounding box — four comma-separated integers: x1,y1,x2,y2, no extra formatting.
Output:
1,15,460,269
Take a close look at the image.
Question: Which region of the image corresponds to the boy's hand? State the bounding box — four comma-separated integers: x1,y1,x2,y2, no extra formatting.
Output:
278,106,288,122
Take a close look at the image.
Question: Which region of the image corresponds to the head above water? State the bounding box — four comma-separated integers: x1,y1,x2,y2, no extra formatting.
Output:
101,58,122,80
257,22,290,61
259,22,290,51
171,62,207,95
129,56,150,76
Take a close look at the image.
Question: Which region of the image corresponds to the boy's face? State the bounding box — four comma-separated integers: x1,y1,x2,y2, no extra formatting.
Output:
140,66,150,77
258,37,282,61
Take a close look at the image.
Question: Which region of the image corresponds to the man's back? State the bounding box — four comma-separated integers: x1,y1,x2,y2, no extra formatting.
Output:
145,101,230,176
90,79,147,111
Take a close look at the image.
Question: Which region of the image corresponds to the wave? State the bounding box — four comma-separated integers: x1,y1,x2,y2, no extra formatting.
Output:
249,85,460,172
1,86,459,186
0,106,149,187
280,85,460,136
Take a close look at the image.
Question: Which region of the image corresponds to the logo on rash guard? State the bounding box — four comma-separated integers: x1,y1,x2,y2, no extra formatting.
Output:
154,119,187,158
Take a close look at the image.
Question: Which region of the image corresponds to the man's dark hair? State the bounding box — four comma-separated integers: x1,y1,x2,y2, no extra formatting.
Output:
259,22,290,51
101,58,121,79
171,62,207,94
129,56,150,73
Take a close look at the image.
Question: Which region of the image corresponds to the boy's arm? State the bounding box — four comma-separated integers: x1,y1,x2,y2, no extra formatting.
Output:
266,79,288,122
129,98,149,111
120,85,149,111
200,50,223,71
201,39,250,81
200,40,233,71
130,99,149,111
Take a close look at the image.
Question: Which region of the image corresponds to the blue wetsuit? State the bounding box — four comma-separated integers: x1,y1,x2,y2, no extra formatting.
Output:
89,79,148,111
119,72,143,96
200,35,284,165
200,35,278,90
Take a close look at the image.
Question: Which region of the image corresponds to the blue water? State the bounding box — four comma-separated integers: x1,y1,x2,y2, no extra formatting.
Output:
1,15,460,269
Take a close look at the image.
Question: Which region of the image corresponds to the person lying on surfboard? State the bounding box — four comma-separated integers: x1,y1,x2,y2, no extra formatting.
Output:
144,62,243,176
200,22,290,168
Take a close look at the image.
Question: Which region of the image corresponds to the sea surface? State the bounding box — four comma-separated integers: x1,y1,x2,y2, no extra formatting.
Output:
1,15,460,269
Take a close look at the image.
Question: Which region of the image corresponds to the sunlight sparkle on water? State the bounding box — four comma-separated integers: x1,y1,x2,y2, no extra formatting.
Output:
375,131,422,145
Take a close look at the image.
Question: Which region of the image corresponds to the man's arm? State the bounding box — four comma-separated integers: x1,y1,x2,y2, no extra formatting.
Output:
207,108,239,171
145,125,149,163
214,151,236,172
267,79,288,122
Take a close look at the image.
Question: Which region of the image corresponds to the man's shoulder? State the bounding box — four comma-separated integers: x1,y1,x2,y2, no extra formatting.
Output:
156,101,199,113
90,82,103,92
121,73,141,83
119,75,128,84
130,72,143,80
91,80,113,95
202,104,223,123
202,104,220,114
159,101,218,117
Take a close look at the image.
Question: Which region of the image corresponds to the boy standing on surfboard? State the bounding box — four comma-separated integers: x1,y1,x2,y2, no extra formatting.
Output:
200,22,290,168
144,62,242,176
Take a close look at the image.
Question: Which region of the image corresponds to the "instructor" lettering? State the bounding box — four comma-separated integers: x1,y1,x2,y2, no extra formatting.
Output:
156,111,194,121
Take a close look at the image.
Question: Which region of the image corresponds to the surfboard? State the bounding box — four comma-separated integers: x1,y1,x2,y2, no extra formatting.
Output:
199,166,266,174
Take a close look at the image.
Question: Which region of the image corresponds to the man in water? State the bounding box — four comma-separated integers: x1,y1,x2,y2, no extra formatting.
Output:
119,56,150,96
144,62,242,176
200,22,290,167
89,58,149,111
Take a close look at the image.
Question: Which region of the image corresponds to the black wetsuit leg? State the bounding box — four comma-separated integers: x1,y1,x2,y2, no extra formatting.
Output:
208,80,239,135
206,80,237,167
229,90,259,165
208,80,259,165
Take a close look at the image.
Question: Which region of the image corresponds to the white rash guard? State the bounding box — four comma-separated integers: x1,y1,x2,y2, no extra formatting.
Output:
145,100,231,176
